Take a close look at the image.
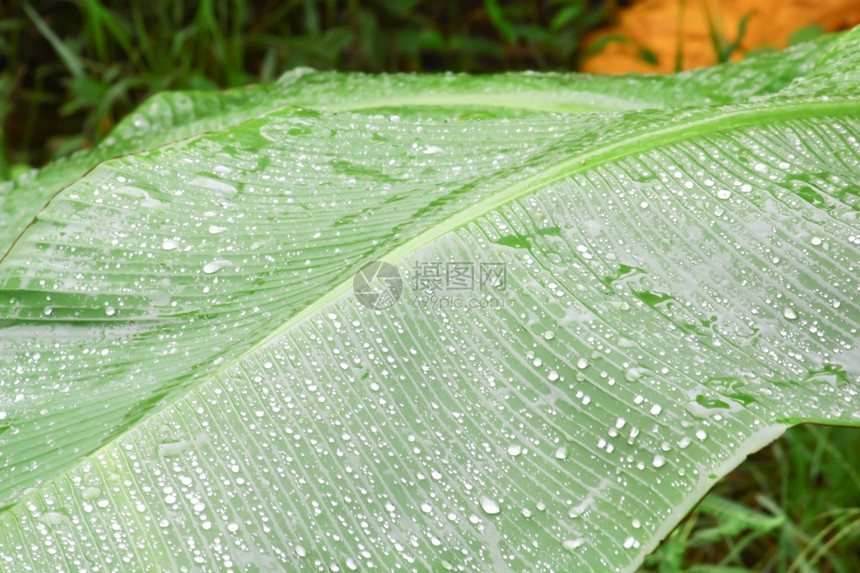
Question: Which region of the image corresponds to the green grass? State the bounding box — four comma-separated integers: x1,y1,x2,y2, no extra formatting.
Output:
645,425,860,572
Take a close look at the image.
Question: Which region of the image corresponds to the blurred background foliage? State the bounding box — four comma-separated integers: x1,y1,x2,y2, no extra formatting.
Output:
1,0,614,172
2,0,860,173
1,1,860,570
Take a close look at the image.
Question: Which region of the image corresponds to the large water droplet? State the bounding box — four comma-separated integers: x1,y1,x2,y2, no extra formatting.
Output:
479,496,500,515
625,368,645,382
563,538,585,552
203,260,232,274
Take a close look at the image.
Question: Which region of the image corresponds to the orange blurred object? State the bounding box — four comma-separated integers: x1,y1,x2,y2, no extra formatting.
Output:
581,0,860,74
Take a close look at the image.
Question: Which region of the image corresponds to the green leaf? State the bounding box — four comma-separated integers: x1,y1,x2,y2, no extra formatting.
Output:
484,0,519,44
22,2,85,80
788,24,825,47
550,4,585,32
1,29,859,572
688,496,784,545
